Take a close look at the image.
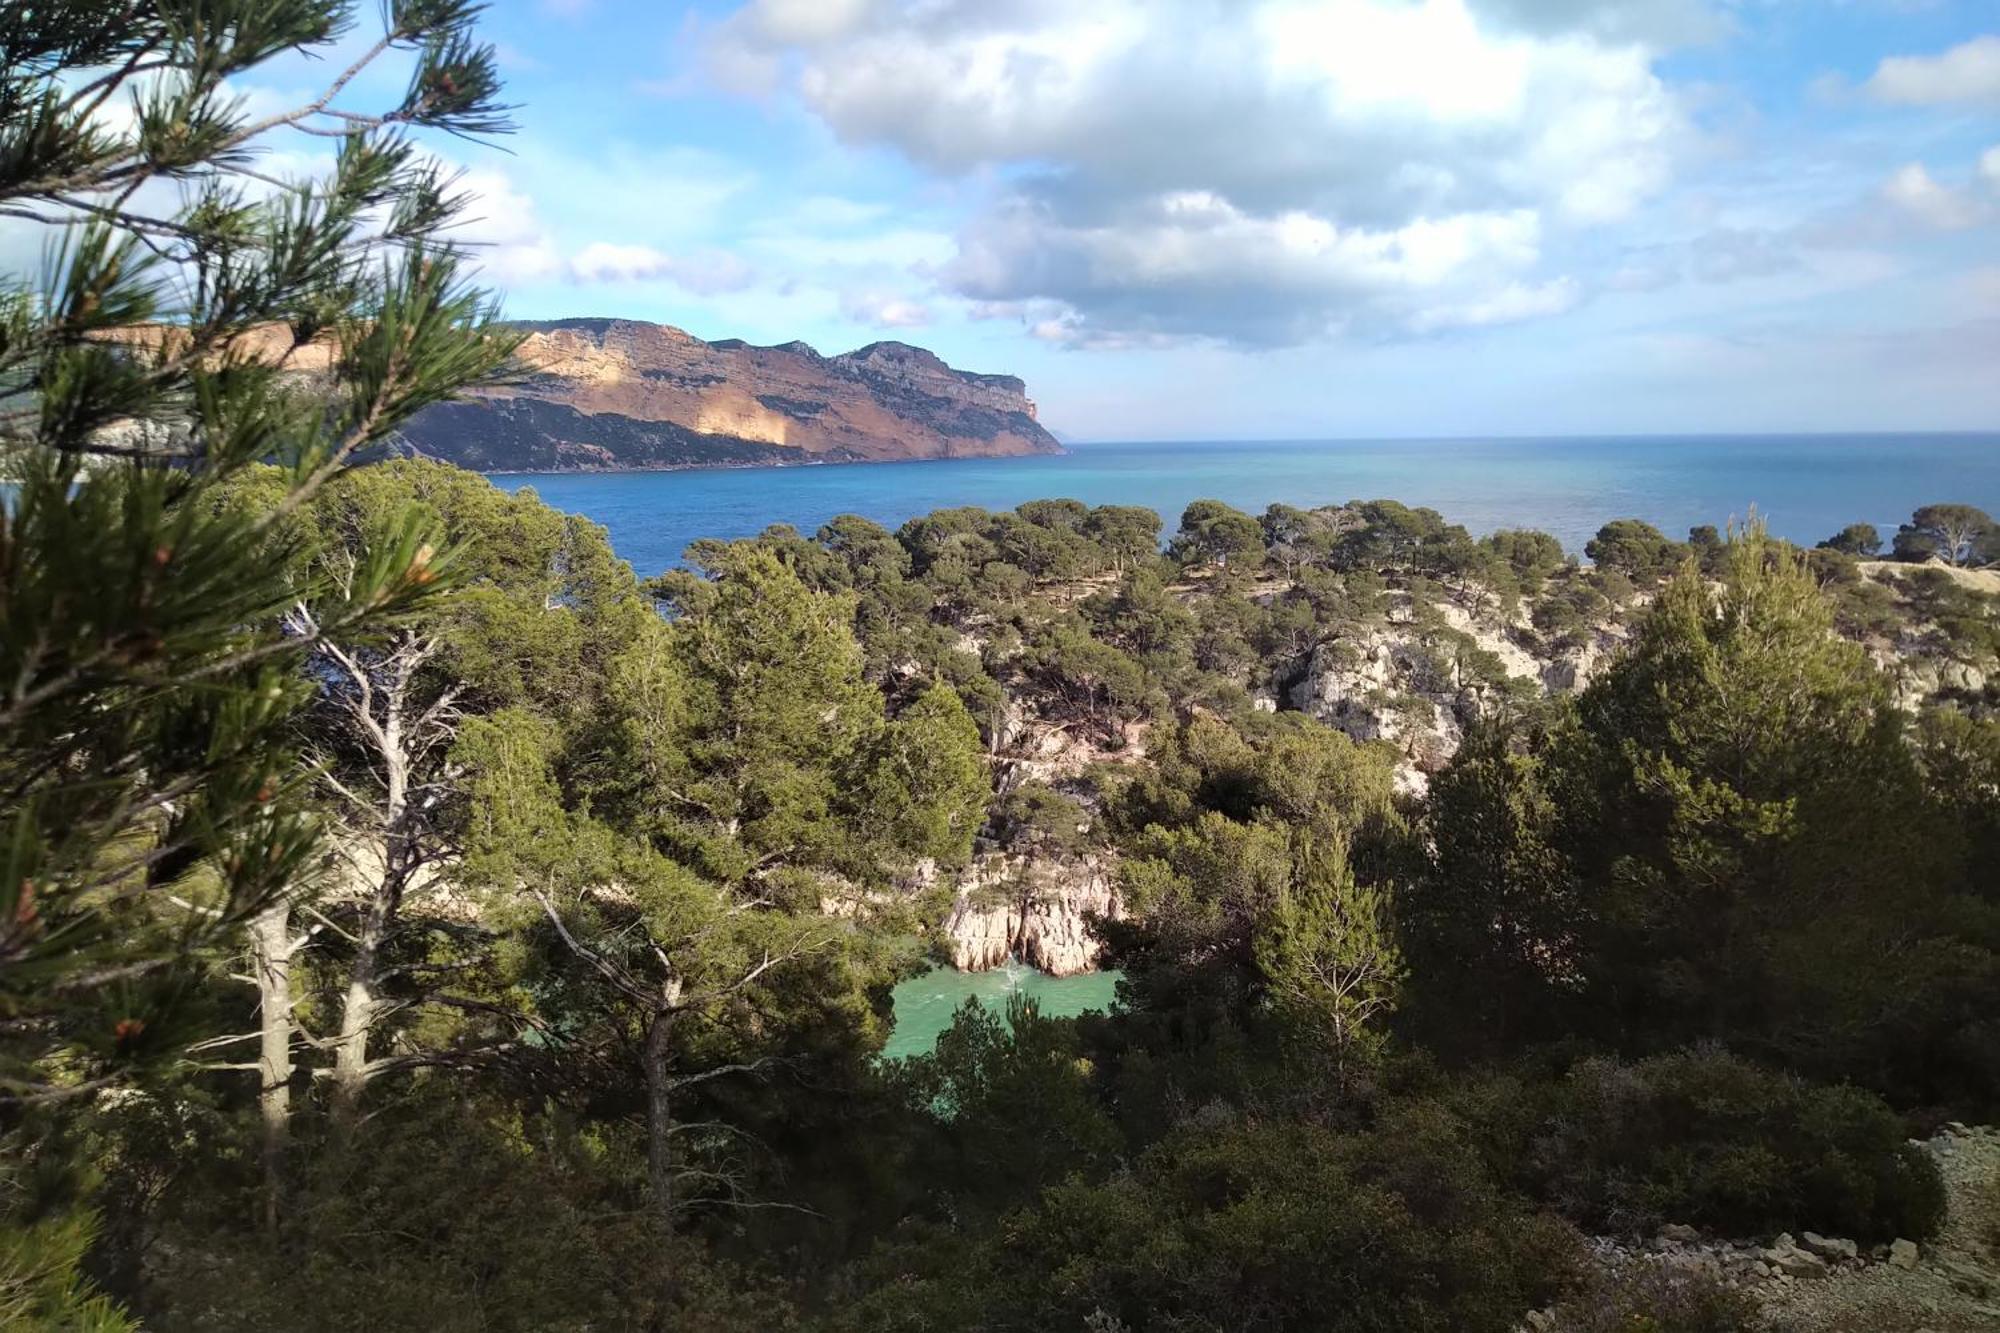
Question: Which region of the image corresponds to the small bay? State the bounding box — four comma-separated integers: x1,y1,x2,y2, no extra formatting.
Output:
882,964,1122,1061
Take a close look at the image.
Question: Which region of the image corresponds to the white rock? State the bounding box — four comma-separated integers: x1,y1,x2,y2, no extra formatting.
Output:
940,851,1122,977
1768,1249,1828,1279
1800,1231,1857,1261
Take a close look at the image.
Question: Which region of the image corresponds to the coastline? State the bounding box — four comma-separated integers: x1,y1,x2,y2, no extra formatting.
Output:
474,442,1072,478
481,434,2000,579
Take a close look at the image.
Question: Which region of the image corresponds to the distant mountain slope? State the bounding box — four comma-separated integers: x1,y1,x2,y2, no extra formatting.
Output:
394,318,1063,472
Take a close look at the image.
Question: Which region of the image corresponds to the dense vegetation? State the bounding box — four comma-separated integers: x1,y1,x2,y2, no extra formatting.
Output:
6,461,1992,1331
5,8,2000,1330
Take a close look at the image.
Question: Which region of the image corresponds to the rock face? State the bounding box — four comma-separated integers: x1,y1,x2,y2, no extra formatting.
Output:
940,852,1122,978
1854,561,2000,714
395,318,1063,471
1286,596,1627,792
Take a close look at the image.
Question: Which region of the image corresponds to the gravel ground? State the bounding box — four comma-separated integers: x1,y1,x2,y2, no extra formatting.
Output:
1760,1124,2000,1333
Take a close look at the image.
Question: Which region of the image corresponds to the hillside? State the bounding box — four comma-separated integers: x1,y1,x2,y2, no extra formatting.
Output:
393,318,1063,471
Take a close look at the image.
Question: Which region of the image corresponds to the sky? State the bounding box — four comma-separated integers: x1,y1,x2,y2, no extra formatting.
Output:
253,3,2000,438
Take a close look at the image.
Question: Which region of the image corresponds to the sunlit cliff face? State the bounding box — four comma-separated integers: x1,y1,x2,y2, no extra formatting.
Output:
393,318,1063,470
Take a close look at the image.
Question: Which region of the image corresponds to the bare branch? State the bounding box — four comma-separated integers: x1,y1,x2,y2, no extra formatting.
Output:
530,885,660,1009
667,1055,783,1093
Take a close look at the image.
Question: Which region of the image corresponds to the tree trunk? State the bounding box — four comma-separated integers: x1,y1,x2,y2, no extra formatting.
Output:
643,1004,676,1229
642,1002,678,1313
331,972,379,1113
332,660,413,1116
331,866,398,1117
248,901,294,1235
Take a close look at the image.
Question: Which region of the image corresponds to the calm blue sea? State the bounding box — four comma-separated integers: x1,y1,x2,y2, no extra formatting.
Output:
488,434,2000,576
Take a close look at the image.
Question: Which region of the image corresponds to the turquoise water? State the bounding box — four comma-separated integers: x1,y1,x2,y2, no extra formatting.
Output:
881,964,1122,1062
488,434,2000,575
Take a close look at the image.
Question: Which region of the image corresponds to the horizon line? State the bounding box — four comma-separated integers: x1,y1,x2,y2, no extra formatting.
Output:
1060,429,2000,446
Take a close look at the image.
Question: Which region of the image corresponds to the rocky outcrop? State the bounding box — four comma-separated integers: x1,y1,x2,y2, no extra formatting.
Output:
1852,561,2000,715
1287,596,1627,792
395,318,1063,471
938,852,1122,978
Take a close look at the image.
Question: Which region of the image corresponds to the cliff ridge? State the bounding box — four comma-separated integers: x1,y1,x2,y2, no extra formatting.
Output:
396,317,1063,471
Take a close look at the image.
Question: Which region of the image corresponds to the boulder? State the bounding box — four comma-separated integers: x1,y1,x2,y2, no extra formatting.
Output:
1889,1238,1921,1270
1771,1251,1828,1279
1800,1231,1857,1261
1760,1240,1828,1280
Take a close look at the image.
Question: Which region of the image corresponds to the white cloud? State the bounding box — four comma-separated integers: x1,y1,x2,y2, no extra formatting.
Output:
1467,0,1722,45
839,291,933,328
1607,260,1678,293
788,195,893,229
567,242,756,293
1866,35,2000,107
1686,227,1803,284
709,0,1692,346
569,242,677,284
718,0,1683,225
948,193,1570,345
740,0,876,44
1983,146,2000,189
453,169,756,294
455,167,567,284
1880,163,1983,231
1409,276,1580,331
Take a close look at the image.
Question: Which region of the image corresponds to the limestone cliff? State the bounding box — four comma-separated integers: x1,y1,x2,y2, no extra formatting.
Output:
939,852,1123,978
395,318,1063,471
1283,563,1997,795
1286,595,1629,794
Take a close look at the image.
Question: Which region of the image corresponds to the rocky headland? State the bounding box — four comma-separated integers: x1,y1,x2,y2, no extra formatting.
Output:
397,318,1063,471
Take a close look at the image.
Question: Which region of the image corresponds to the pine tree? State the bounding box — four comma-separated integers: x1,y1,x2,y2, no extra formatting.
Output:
0,0,517,1296
453,706,847,1299
1254,833,1402,1079
844,680,990,874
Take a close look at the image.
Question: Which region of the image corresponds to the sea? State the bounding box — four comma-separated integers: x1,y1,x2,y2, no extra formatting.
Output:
488,433,2000,578
488,431,2000,1052
879,962,1122,1064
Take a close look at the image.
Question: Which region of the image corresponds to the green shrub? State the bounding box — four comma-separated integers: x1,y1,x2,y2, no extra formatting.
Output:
1547,1264,1758,1333
1481,1050,1944,1242
849,1103,1583,1332
135,1092,795,1333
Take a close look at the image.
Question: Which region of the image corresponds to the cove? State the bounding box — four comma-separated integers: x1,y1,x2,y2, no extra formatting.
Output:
882,963,1122,1061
